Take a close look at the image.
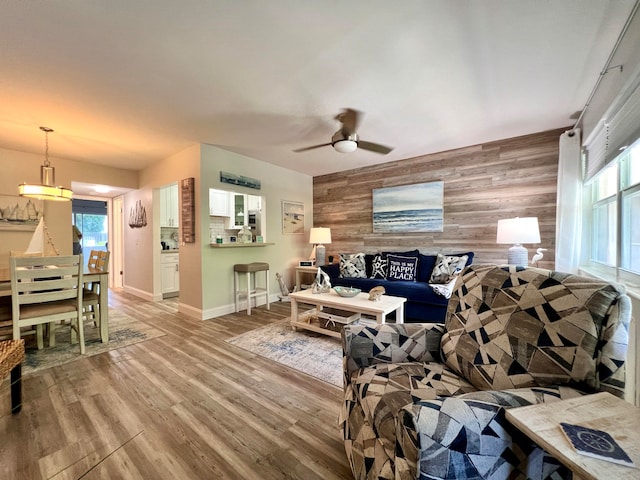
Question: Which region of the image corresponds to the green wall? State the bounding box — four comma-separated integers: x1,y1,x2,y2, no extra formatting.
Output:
199,145,313,318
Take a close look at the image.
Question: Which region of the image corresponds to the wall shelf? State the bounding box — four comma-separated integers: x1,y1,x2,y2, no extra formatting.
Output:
210,242,274,248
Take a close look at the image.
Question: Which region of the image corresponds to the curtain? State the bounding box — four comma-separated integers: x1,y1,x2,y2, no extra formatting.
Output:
555,129,582,273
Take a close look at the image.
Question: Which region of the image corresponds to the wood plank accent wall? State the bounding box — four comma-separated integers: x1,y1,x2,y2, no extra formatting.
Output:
313,127,567,270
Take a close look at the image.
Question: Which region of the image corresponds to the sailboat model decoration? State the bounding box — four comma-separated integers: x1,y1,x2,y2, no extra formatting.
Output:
24,217,60,256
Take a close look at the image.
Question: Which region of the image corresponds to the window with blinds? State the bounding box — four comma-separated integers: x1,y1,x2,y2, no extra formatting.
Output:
585,137,640,285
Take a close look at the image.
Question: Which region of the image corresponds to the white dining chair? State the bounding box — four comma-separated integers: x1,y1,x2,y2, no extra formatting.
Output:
10,254,85,354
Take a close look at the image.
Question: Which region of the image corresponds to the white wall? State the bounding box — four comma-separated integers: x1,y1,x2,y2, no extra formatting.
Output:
125,144,201,304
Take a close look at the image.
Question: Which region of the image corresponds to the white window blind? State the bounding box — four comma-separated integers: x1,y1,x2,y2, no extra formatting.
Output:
584,75,640,182
607,80,640,158
583,120,609,181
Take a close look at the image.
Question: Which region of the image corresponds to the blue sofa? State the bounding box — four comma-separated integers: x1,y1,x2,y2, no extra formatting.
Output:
321,250,473,323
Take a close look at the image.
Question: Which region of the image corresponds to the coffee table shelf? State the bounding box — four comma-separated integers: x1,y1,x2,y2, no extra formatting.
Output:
289,288,406,338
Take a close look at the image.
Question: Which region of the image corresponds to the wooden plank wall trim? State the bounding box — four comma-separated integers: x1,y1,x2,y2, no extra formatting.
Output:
313,127,567,269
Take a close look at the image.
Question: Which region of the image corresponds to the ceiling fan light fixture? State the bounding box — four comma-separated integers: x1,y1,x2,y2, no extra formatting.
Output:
333,139,357,153
18,127,73,202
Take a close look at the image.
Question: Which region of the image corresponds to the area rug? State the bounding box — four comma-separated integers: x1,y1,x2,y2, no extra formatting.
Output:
23,311,166,375
226,320,343,387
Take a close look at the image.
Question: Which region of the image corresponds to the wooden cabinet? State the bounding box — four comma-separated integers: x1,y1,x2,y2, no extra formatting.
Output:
209,189,230,217
161,253,179,295
160,184,179,227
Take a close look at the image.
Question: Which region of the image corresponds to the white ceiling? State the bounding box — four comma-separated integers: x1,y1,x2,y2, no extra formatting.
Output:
0,1,635,178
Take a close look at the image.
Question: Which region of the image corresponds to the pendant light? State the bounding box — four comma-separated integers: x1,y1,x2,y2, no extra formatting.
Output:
18,126,73,201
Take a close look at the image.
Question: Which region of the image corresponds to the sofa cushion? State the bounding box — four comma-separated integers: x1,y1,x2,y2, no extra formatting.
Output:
430,253,469,284
370,254,387,279
383,249,419,259
416,254,438,283
396,385,582,480
352,362,476,462
417,252,474,283
387,254,418,281
332,277,447,306
339,253,367,278
442,264,622,392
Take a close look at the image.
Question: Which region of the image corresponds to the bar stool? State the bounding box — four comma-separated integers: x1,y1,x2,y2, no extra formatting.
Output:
234,262,270,315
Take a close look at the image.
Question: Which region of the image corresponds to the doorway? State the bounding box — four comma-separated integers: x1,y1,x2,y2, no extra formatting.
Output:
72,199,108,254
71,196,123,289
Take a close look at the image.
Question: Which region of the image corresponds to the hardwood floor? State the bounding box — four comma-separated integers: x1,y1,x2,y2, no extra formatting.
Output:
0,290,353,480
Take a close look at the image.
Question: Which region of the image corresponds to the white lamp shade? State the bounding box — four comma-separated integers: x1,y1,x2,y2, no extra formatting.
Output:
496,217,540,244
333,140,357,153
309,227,332,245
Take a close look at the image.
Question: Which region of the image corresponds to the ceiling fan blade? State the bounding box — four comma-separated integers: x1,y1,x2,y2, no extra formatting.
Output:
293,142,332,152
336,108,362,135
357,140,393,155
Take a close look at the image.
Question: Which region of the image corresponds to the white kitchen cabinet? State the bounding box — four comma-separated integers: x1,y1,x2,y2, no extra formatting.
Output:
229,193,247,228
247,194,261,211
160,184,179,227
161,253,179,295
209,189,230,216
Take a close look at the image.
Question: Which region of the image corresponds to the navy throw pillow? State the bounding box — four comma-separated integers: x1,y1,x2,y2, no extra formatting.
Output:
370,254,387,279
417,254,438,283
387,254,418,281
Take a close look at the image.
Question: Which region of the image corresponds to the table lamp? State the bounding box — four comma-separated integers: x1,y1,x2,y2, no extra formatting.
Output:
309,227,332,266
496,217,540,265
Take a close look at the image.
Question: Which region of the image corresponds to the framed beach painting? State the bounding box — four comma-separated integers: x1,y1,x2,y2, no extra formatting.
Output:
372,181,444,233
0,194,43,231
282,200,304,234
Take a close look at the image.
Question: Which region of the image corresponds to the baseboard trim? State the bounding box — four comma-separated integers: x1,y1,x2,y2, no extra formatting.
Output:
178,302,204,320
122,285,158,302
202,294,281,320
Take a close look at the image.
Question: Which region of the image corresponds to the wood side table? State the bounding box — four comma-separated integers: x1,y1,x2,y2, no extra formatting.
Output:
505,392,640,480
295,265,319,291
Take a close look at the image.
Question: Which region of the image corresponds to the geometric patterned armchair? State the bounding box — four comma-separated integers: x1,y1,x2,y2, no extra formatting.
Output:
340,264,632,480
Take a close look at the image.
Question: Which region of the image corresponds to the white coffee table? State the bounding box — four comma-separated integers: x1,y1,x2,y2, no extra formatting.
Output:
289,288,406,338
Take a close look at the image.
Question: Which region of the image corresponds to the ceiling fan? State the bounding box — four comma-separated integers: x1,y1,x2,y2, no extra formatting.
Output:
293,108,393,154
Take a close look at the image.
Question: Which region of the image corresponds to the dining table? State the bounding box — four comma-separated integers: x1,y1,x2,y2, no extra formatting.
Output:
0,264,109,343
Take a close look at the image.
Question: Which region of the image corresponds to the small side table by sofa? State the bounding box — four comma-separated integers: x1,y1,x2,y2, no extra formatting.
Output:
505,392,639,480
294,265,319,291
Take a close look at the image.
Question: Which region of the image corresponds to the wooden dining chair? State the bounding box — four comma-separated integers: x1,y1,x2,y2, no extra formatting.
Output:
10,254,85,354
83,250,109,327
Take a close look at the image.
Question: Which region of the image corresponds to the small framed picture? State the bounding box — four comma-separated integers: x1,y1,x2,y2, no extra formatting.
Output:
282,200,304,234
229,236,237,243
